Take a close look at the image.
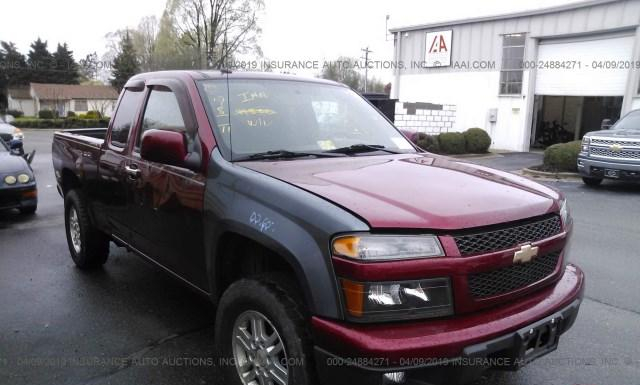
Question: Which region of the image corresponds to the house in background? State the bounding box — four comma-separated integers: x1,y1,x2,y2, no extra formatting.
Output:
6,87,34,116
7,83,119,117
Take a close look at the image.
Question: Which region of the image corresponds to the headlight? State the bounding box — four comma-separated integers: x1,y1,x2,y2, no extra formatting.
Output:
332,235,444,261
4,175,17,185
581,136,590,152
13,128,24,140
560,198,571,227
341,277,454,322
17,174,30,183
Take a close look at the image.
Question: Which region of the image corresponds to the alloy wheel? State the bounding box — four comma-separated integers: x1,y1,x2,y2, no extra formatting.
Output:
232,310,288,385
69,207,81,253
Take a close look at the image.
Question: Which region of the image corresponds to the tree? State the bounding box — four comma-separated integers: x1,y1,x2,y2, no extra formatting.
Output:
320,57,387,93
366,76,386,93
171,0,264,69
110,31,140,92
79,52,99,82
0,46,5,109
52,43,80,84
27,38,55,83
320,57,361,90
0,41,29,109
131,16,159,72
91,99,115,117
153,9,200,70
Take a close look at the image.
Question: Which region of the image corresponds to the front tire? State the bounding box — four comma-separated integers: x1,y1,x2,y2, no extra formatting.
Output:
582,177,603,186
215,276,315,385
64,190,110,269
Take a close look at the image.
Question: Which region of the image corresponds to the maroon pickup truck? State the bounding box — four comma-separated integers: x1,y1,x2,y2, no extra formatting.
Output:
52,71,583,385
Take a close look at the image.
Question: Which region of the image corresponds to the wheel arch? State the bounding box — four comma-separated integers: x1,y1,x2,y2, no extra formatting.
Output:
208,222,317,314
60,168,82,196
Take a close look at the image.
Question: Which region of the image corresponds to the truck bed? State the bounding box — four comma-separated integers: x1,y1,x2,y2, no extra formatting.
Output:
52,128,108,194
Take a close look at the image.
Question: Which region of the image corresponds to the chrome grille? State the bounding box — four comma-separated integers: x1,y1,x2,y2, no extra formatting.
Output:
468,251,561,298
591,138,640,147
590,147,640,160
453,215,562,256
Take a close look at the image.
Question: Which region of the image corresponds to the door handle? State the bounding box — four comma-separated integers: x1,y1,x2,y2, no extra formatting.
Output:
124,165,141,179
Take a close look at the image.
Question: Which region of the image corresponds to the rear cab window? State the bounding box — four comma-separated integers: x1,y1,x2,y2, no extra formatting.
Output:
110,90,143,148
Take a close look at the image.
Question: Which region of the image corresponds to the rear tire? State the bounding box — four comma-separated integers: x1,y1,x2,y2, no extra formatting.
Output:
64,190,110,269
582,177,603,186
215,275,315,385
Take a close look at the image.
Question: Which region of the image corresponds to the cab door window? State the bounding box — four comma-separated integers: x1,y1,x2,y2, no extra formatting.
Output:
136,87,191,151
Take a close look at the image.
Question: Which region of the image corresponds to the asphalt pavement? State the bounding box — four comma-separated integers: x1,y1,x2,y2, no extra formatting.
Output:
1,131,639,385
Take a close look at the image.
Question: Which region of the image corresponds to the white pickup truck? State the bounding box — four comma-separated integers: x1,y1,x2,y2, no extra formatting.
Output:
578,109,640,185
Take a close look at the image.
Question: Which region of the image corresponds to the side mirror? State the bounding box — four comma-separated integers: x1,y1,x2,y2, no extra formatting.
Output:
25,149,36,164
601,119,613,130
140,129,188,167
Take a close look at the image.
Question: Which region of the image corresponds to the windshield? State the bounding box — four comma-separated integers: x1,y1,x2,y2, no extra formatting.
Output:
612,110,640,131
199,79,415,160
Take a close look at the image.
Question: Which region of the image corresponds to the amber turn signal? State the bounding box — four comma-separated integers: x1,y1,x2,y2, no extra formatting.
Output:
333,236,360,259
22,189,38,199
340,278,365,317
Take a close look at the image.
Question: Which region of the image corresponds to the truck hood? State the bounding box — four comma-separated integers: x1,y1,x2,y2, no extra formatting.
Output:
0,153,29,174
241,153,560,230
586,129,640,139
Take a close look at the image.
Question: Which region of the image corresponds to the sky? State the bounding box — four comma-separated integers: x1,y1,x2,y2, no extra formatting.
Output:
1,0,589,81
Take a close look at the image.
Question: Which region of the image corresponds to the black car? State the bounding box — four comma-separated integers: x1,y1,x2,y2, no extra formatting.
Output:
0,138,37,214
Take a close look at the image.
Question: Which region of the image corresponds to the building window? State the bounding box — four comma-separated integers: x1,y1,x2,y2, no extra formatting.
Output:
75,99,88,111
500,33,526,95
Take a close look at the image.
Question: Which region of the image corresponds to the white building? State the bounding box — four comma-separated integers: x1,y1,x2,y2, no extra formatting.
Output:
7,83,119,117
390,0,640,151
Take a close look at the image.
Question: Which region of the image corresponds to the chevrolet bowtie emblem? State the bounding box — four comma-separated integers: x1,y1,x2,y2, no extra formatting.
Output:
513,244,539,264
610,144,623,152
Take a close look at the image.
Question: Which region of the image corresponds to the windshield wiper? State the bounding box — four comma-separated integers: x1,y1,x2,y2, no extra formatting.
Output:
324,144,401,155
235,150,343,161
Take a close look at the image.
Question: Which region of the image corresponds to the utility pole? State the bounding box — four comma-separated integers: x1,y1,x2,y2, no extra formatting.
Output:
385,15,391,41
361,47,372,92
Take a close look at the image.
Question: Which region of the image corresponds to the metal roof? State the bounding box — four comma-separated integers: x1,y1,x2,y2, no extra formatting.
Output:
6,87,31,99
29,83,118,100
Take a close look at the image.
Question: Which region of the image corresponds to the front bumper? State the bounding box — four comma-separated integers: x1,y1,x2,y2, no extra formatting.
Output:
312,265,584,385
577,155,640,180
0,183,38,210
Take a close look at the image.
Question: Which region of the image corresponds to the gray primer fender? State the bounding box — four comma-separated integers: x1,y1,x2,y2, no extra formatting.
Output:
203,150,369,319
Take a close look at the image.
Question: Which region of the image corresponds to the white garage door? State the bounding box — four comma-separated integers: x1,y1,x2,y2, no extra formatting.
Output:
535,34,635,96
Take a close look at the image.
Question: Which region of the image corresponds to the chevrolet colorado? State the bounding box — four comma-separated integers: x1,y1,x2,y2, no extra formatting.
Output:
52,71,584,385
